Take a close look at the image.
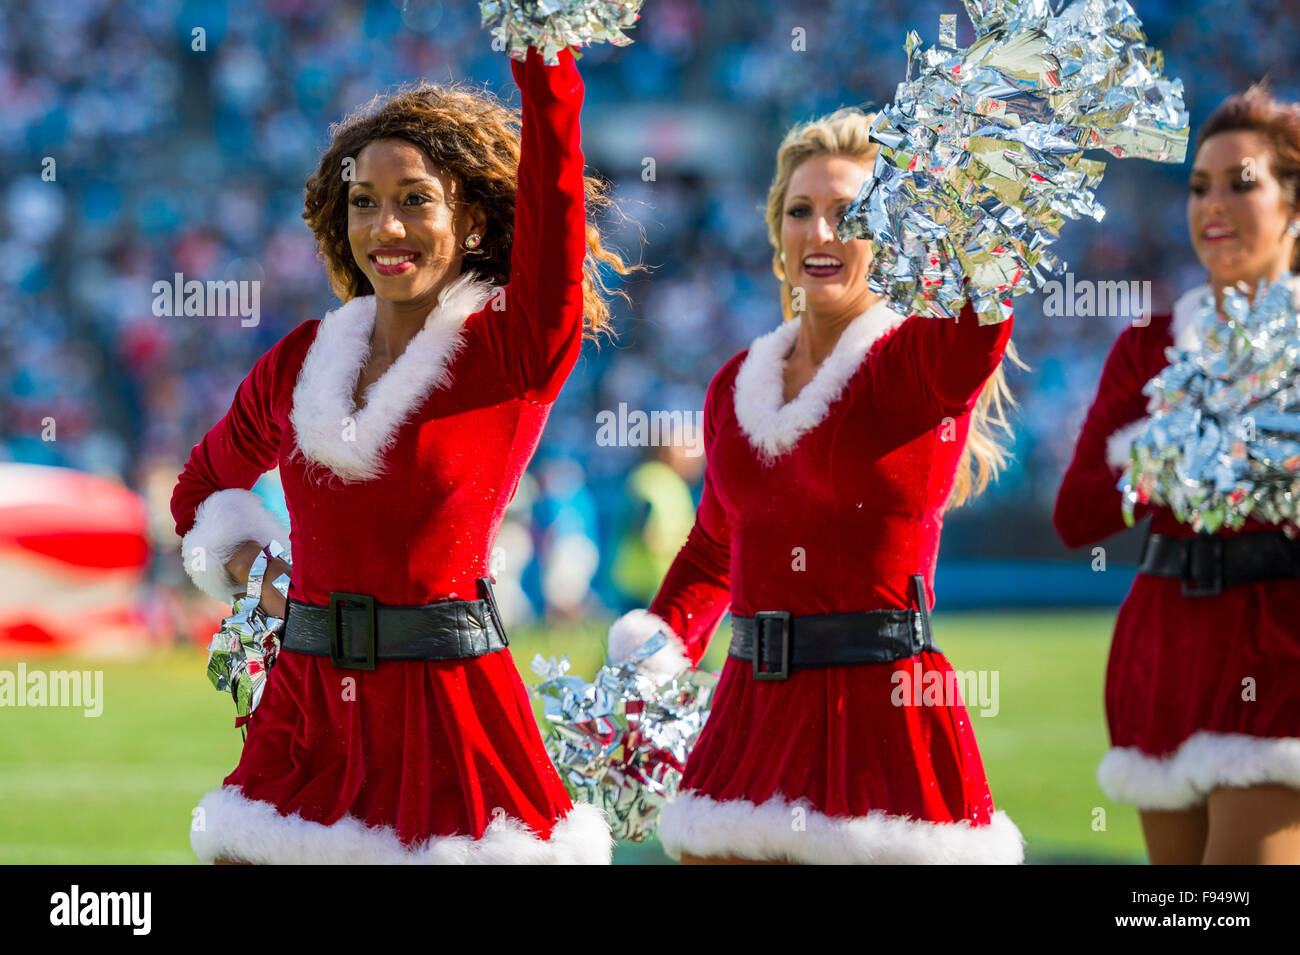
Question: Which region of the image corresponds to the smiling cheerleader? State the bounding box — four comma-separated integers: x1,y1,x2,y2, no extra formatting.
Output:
171,22,637,864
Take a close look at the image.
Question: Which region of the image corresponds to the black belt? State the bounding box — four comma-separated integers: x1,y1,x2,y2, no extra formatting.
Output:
729,574,938,680
282,577,508,670
1138,531,1300,597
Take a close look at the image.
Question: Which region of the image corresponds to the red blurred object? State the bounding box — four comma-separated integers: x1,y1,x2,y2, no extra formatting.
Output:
0,463,153,655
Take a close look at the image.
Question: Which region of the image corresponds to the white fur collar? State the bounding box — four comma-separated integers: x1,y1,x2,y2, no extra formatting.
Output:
290,271,496,483
1170,276,1300,351
732,300,908,462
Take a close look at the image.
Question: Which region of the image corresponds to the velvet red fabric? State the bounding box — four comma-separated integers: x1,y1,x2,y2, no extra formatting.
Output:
171,49,588,852
649,304,1015,830
1054,311,1300,759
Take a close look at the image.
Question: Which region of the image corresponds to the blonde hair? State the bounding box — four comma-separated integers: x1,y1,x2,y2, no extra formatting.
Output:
764,106,1021,508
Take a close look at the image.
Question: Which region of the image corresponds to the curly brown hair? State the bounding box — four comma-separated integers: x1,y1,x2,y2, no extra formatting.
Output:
302,80,634,340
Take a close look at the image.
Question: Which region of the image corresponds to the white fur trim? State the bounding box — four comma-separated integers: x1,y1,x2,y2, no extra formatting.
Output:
1169,284,1213,352
290,272,496,483
658,791,1024,864
191,785,612,864
179,488,289,602
1098,731,1300,810
1105,416,1150,472
607,609,692,679
732,300,908,462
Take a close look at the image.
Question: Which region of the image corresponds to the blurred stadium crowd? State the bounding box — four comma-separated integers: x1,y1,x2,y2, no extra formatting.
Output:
2,0,1297,626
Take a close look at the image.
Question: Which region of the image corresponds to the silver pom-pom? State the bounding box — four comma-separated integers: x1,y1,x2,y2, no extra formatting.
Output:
531,632,716,841
837,0,1189,324
205,540,292,728
480,0,644,65
1120,276,1300,533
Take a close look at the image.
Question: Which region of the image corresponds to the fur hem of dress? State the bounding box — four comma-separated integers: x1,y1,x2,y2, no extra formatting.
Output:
607,609,691,678
190,786,612,864
1098,731,1300,810
657,792,1024,864
180,488,289,602
289,271,497,484
732,300,909,462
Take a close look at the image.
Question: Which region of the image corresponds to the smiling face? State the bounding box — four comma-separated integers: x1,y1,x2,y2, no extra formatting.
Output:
1188,130,1298,290
781,153,876,320
347,137,486,308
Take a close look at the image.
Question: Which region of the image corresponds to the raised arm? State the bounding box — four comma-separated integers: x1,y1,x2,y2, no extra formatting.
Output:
608,374,733,677
170,334,299,602
910,300,1016,414
474,46,587,403
1053,324,1157,549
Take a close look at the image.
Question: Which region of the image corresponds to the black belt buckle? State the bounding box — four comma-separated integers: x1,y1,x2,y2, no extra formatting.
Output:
477,576,508,648
752,611,792,681
1181,536,1224,597
329,592,377,670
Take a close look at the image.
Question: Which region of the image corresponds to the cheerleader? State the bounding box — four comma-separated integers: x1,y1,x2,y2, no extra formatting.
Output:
171,45,631,864
606,108,1025,864
1054,85,1300,864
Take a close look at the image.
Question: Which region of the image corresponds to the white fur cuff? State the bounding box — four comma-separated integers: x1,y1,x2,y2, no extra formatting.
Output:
607,609,692,679
1098,731,1300,810
1105,416,1150,472
179,488,290,603
657,792,1024,864
191,786,612,864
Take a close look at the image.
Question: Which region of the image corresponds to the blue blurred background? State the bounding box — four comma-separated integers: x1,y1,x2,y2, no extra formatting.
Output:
2,0,1297,629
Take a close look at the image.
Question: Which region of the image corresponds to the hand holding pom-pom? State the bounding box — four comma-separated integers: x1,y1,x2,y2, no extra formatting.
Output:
205,540,292,731
838,0,1190,326
481,0,644,65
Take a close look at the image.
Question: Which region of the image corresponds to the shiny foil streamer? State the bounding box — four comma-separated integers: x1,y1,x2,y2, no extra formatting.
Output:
530,632,717,841
480,0,644,65
205,540,292,726
837,0,1188,324
1119,277,1300,533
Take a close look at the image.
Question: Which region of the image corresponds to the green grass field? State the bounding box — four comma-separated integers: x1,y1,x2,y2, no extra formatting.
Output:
0,609,1147,864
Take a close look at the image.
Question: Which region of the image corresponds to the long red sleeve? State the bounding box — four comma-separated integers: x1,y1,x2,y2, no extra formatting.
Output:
170,331,303,540
1053,321,1161,549
911,301,1016,414
472,47,587,403
647,366,734,665
168,325,314,601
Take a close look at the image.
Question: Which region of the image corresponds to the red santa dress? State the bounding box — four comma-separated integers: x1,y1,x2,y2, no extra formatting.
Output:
1054,282,1300,810
610,300,1025,863
170,48,610,864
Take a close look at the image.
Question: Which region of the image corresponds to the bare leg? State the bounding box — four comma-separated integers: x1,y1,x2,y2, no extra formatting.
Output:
1203,784,1300,865
1138,806,1208,865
